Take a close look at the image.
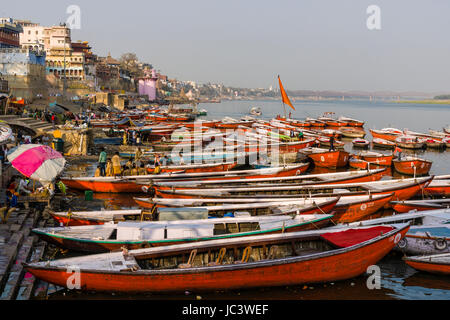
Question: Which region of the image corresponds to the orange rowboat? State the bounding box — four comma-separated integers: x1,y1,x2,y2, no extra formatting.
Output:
393,156,432,176
349,158,370,170
23,224,409,293
329,193,394,223
136,193,393,224
390,199,450,213
61,178,145,193
370,129,402,142
424,179,450,196
215,121,254,130
61,165,310,193
355,151,393,167
300,148,349,169
403,254,450,275
153,177,434,207
151,169,387,191
372,138,396,149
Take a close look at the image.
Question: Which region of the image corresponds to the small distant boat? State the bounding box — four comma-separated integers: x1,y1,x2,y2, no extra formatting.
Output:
370,128,402,142
250,107,262,116
392,156,432,176
422,137,446,149
338,117,365,127
444,126,450,134
372,138,396,150
352,138,370,148
395,135,425,149
403,253,450,276
316,129,342,139
340,128,366,138
317,137,345,149
305,118,326,127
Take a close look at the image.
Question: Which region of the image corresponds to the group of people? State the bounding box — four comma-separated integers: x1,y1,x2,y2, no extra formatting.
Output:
95,148,173,177
123,129,143,146
95,148,148,177
289,130,304,141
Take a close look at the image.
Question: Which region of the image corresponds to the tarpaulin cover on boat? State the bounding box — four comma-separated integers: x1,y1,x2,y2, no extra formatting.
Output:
321,226,394,248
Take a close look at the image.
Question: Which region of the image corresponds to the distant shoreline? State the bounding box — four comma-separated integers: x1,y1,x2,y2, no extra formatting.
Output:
395,99,450,105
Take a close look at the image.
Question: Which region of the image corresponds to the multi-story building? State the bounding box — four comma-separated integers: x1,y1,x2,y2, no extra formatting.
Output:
0,18,21,48
72,41,97,82
96,54,121,82
0,48,46,99
19,23,45,52
43,25,85,81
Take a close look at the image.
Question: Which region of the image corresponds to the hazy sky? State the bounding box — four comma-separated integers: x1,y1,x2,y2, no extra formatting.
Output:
3,0,450,92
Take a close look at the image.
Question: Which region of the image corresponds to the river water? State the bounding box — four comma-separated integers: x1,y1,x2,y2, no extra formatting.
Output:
48,99,450,300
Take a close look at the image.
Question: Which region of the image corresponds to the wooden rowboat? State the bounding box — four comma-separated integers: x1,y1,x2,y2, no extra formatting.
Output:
150,168,388,190
317,137,346,149
139,193,394,224
370,129,402,142
354,151,393,167
392,156,432,176
338,117,365,127
299,148,349,169
391,199,450,213
395,136,425,149
32,213,335,253
24,224,409,293
403,253,450,275
424,179,450,196
61,165,309,193
349,158,370,170
396,225,450,256
340,128,366,138
372,138,396,150
154,176,434,208
352,138,370,148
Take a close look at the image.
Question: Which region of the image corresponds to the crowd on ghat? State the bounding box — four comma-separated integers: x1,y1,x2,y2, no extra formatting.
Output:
95,147,169,177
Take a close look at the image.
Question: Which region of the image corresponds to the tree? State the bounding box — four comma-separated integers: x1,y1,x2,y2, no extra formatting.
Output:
119,53,141,77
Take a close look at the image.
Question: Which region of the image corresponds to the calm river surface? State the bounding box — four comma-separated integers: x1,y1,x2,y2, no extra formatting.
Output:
48,99,450,300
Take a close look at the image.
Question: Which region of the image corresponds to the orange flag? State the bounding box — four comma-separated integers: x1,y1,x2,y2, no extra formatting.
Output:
278,76,295,110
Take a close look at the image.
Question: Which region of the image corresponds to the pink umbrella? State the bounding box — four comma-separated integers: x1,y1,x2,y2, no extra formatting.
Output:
7,144,66,182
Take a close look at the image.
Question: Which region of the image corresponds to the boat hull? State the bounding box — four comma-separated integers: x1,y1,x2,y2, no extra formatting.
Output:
307,151,349,169
61,179,144,193
331,194,394,224
404,258,450,275
33,217,333,253
393,159,432,176
25,226,408,293
370,130,400,142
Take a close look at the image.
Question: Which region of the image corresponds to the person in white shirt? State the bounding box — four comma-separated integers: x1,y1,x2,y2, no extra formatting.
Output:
18,178,32,195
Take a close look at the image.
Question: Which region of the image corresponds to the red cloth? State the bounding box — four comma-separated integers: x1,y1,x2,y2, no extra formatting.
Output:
321,226,394,248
